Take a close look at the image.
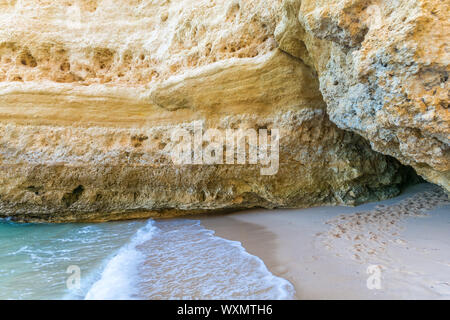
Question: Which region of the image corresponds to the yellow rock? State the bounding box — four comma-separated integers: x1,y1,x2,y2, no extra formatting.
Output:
0,0,435,222
277,0,449,190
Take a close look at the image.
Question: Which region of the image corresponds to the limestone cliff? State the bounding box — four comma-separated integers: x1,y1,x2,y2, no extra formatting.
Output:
276,0,449,190
0,0,444,222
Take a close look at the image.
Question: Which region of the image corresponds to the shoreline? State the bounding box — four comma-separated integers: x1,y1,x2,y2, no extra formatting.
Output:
0,183,448,299
200,183,450,299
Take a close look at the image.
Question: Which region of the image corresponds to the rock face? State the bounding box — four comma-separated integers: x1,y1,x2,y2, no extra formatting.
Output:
276,0,449,190
0,0,443,222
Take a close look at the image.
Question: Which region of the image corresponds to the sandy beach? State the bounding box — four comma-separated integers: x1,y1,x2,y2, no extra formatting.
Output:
201,183,450,299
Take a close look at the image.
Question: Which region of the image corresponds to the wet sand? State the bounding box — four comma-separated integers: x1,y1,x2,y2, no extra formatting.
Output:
201,183,450,299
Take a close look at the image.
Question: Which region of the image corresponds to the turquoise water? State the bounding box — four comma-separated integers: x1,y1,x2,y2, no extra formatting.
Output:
0,219,146,299
0,218,294,299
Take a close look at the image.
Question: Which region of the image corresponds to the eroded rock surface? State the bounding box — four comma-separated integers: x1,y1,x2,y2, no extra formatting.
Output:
276,0,449,190
0,0,442,221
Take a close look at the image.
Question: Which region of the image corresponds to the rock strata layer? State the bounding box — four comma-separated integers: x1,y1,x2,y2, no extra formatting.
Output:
0,0,444,222
276,0,449,190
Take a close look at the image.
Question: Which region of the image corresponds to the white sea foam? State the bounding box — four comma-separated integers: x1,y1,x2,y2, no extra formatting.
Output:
84,219,294,300
136,220,295,300
84,220,158,300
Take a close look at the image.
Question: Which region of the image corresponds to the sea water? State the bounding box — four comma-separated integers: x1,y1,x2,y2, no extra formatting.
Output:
0,218,294,299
